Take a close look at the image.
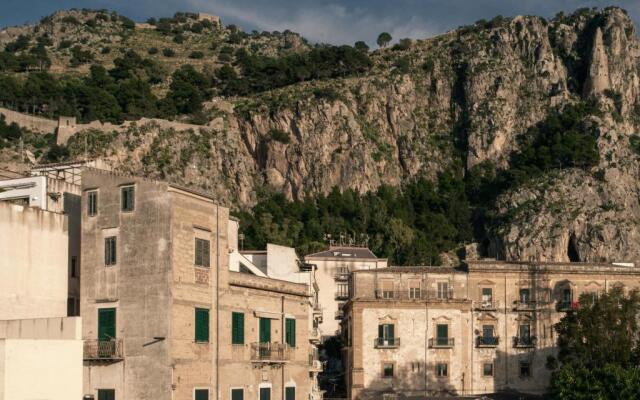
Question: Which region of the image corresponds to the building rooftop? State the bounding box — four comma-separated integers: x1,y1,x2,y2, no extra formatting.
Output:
305,246,381,260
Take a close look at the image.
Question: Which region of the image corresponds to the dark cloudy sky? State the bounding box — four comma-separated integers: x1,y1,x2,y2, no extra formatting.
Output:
2,1,639,45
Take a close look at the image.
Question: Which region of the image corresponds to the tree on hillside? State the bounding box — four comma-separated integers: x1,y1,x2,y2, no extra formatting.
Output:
377,32,392,48
547,288,640,399
354,41,369,52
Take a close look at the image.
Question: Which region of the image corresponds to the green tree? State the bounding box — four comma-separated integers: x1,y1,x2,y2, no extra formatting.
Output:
548,288,640,399
377,32,392,48
354,41,369,52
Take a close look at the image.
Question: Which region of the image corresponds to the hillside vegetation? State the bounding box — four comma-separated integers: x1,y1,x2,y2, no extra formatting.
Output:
1,7,640,265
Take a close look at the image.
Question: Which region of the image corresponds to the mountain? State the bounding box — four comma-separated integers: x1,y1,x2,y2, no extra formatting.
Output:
1,7,640,264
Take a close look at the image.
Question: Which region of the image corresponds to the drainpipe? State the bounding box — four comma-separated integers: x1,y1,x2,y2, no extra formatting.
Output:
281,295,285,400
215,205,220,400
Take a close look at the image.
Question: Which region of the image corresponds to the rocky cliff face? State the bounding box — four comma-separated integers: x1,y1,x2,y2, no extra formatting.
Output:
4,7,640,263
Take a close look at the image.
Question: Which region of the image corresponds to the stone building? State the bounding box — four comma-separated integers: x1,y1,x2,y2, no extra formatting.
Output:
344,260,640,399
81,168,320,400
305,247,387,338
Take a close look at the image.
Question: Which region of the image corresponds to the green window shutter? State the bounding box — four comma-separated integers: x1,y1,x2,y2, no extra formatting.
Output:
231,389,244,400
286,318,296,347
98,308,116,341
98,389,115,400
437,324,448,339
195,308,209,342
387,324,394,339
194,389,209,400
378,324,383,338
195,239,211,267
285,387,295,400
259,388,271,400
232,312,244,344
259,318,271,343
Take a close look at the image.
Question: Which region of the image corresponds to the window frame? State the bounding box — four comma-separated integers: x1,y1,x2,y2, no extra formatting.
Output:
104,236,117,266
232,312,245,345
285,318,296,347
482,362,494,377
71,256,78,278
193,387,209,400
194,238,211,268
195,308,210,343
519,360,531,377
284,386,295,400
87,190,98,216
435,362,448,377
120,185,135,212
437,281,450,299
230,388,244,400
382,362,394,378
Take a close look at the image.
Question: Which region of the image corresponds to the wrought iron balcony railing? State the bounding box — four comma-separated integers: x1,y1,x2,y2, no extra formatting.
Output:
84,339,124,361
429,337,455,348
512,336,537,348
475,300,499,310
476,336,500,347
374,337,400,348
250,342,291,362
513,301,537,311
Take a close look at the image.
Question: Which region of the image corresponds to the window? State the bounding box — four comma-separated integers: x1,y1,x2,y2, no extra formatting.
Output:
336,282,349,298
88,191,98,216
195,308,209,343
378,323,395,346
482,325,494,338
382,363,394,378
483,362,494,377
481,287,493,304
519,324,531,341
71,256,78,278
230,389,244,400
104,237,116,266
259,387,271,400
380,280,394,298
194,389,209,400
98,308,116,341
411,362,421,372
195,238,210,267
232,312,244,345
519,360,531,377
120,186,135,212
98,389,115,400
519,288,530,303
285,387,295,400
562,288,572,302
435,363,448,377
285,318,296,347
437,282,450,299
259,318,271,343
436,324,449,346
409,280,421,299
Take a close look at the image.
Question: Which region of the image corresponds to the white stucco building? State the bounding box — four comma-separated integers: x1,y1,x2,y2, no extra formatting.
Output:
0,317,83,400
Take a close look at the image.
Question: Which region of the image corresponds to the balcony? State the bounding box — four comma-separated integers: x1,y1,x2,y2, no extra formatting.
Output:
250,342,291,363
475,300,499,311
476,336,500,347
334,267,350,280
309,351,324,372
309,328,321,344
374,337,400,348
428,289,455,301
335,309,344,319
429,338,454,348
556,300,577,312
513,336,537,348
312,304,323,322
375,290,398,300
513,301,537,311
83,339,124,361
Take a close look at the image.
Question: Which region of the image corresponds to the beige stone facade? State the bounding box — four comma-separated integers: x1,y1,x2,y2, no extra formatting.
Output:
344,261,640,399
305,247,387,338
81,169,318,400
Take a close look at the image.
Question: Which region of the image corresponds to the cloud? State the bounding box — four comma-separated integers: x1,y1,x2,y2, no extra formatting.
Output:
185,0,440,45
